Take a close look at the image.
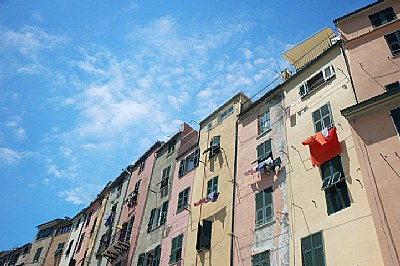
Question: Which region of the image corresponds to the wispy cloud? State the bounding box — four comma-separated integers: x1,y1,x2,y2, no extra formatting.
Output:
59,184,104,205
0,147,29,167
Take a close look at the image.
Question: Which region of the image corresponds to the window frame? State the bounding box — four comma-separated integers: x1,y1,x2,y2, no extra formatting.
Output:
178,149,200,177
207,176,219,195
258,111,271,135
139,159,146,174
385,30,400,56
33,247,43,263
385,81,400,91
312,102,333,133
255,187,274,227
177,187,190,212
256,139,272,162
252,250,270,266
368,7,397,28
169,234,184,264
390,107,400,136
298,65,335,98
301,231,326,266
209,136,221,158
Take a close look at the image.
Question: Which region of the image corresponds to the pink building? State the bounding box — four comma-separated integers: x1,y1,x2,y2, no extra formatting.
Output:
159,129,198,265
335,1,400,265
234,86,289,266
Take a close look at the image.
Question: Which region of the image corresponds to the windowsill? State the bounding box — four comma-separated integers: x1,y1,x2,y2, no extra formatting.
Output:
327,205,351,216
256,128,272,140
255,219,276,230
169,258,183,265
370,18,399,32
390,53,400,59
176,205,189,214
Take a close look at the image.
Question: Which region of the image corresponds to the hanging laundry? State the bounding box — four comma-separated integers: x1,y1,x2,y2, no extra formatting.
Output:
302,127,341,166
271,157,282,175
256,161,266,172
206,191,220,202
244,167,258,176
194,197,209,207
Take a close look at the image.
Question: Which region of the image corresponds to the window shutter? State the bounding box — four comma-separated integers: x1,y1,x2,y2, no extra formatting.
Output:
148,209,156,232
256,143,265,162
325,190,335,215
301,236,313,266
322,65,335,80
255,192,264,226
137,253,145,266
196,223,203,251
298,82,308,97
178,159,185,177
264,188,273,222
202,220,212,249
160,201,169,225
312,233,325,266
391,107,400,134
193,148,200,167
177,191,183,211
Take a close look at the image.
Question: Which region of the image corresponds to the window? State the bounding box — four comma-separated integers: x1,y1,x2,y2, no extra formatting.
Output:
256,139,272,162
196,220,212,251
147,201,169,232
36,227,54,240
168,138,177,154
301,231,326,266
169,234,183,263
138,245,161,266
320,156,350,215
207,176,218,195
139,159,146,174
255,187,273,227
65,240,74,256
74,218,81,230
218,104,234,122
177,187,190,211
385,30,400,56
390,107,400,135
119,222,128,241
160,166,171,198
125,216,135,243
56,225,72,235
209,136,221,158
258,111,270,134
312,103,333,133
369,7,397,28
85,211,93,227
134,179,141,193
252,250,270,266
298,65,335,98
76,233,85,253
54,242,65,256
33,247,43,263
178,149,200,177
385,81,400,91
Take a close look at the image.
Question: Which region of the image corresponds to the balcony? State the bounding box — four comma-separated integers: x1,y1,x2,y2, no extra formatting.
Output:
96,230,130,264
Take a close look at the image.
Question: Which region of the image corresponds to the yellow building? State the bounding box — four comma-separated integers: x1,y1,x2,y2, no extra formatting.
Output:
281,27,384,266
183,92,250,266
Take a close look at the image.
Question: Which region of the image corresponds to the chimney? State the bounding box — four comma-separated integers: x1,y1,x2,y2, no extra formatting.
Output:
281,68,292,83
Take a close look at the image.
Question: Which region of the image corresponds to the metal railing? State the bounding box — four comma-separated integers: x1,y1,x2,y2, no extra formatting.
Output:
293,34,336,71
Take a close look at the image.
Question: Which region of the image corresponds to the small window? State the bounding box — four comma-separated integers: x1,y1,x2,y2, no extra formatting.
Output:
256,139,272,162
390,107,400,135
299,82,308,98
301,231,326,266
218,104,234,122
54,242,65,256
65,240,74,256
255,187,273,227
178,149,200,177
33,247,43,263
76,233,85,253
196,220,212,251
207,176,218,195
125,216,135,243
134,179,141,194
168,138,177,154
209,136,221,158
385,81,400,91
312,103,333,133
385,30,400,56
258,111,271,134
252,250,270,266
169,234,183,263
160,166,171,198
85,211,93,227
147,201,169,232
307,71,324,93
139,159,146,173
322,65,335,81
320,156,350,215
369,7,397,28
177,187,190,212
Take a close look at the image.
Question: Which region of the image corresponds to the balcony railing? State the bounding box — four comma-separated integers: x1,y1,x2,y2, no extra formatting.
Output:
293,34,336,71
96,230,130,263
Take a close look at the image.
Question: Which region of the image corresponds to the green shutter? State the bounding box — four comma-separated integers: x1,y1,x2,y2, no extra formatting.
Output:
148,209,156,232
177,191,184,211
255,192,264,226
160,201,168,225
137,253,145,266
170,237,177,263
193,148,200,167
256,143,265,161
301,232,325,266
202,220,212,249
264,188,273,222
196,223,202,251
178,159,185,177
152,245,161,266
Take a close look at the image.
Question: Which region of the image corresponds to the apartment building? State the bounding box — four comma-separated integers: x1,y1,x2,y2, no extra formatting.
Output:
183,92,250,266
43,219,73,266
335,1,400,264
0,243,31,266
234,86,289,266
281,27,384,266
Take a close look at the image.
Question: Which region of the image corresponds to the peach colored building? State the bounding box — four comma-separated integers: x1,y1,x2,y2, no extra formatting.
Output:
159,129,198,266
335,1,400,265
43,219,72,266
234,86,289,266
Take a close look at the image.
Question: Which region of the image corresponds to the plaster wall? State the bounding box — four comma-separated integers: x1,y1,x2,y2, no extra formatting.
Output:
234,91,289,266
59,213,85,266
283,45,384,266
44,229,72,266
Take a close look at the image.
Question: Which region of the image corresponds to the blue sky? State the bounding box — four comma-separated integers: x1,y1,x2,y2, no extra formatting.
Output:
0,0,372,250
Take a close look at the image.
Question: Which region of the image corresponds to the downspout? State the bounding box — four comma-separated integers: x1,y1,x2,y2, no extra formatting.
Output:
230,109,240,266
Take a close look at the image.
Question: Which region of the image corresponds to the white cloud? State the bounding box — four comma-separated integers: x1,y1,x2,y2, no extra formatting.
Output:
42,178,50,185
14,127,26,140
0,147,25,167
32,11,45,22
59,184,104,205
243,48,253,59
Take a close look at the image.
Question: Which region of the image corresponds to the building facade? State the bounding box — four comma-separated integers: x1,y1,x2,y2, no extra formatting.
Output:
335,1,400,265
281,27,384,266
43,219,72,266
234,86,289,266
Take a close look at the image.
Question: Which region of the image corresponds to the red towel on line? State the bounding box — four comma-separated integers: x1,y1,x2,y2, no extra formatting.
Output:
302,127,341,166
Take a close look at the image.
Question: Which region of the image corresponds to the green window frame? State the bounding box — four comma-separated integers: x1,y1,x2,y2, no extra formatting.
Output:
312,103,333,133
256,139,272,162
258,111,271,134
160,166,171,198
169,234,184,263
390,107,400,135
177,187,190,212
385,30,400,56
320,156,350,215
209,136,221,158
301,231,326,266
33,247,43,263
369,7,397,28
207,176,218,195
255,187,273,227
196,220,212,251
252,250,270,266
178,149,200,177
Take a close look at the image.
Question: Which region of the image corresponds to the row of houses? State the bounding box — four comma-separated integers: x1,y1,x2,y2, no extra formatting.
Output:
1,0,400,265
